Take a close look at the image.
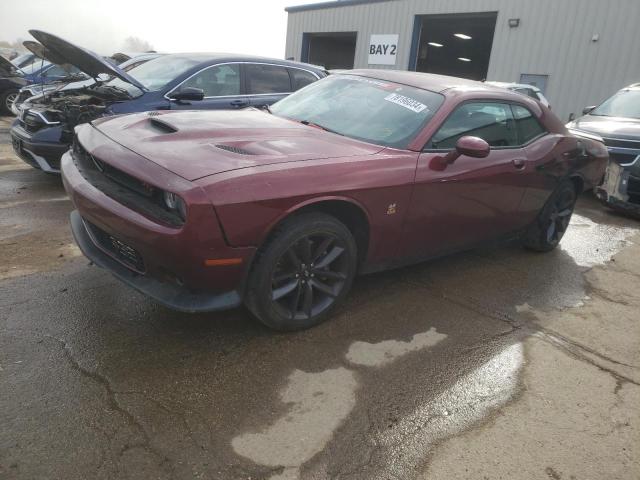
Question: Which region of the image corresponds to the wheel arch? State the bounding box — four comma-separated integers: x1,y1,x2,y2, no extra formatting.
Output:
256,196,371,270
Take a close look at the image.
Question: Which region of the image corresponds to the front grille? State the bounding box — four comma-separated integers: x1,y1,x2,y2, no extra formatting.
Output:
609,152,639,165
72,137,184,227
85,220,145,272
603,137,640,150
628,174,640,200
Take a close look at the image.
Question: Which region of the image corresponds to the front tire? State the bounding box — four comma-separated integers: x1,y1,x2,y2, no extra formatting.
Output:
245,213,357,331
1,89,19,115
523,180,577,252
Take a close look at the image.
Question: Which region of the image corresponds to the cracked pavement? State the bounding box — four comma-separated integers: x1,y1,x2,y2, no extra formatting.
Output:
0,115,638,479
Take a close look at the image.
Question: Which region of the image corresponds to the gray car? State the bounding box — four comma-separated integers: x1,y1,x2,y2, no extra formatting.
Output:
567,83,640,216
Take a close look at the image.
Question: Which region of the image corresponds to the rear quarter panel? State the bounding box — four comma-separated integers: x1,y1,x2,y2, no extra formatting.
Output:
196,150,419,266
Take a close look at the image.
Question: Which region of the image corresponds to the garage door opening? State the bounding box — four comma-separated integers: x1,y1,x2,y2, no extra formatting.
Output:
410,12,497,80
301,32,357,70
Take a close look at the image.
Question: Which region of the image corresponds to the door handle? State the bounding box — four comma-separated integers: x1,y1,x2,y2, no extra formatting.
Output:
230,99,249,108
512,158,526,170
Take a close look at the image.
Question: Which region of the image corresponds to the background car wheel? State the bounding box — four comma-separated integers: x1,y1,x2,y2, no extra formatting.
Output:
245,213,358,331
1,89,19,115
523,179,578,252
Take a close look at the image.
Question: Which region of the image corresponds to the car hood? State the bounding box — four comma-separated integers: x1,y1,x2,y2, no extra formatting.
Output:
23,40,72,71
92,109,385,181
0,55,22,77
571,114,640,141
28,30,146,91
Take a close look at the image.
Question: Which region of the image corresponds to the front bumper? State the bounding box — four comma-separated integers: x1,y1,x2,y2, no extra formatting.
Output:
595,159,640,217
10,123,69,174
70,210,242,312
61,126,256,313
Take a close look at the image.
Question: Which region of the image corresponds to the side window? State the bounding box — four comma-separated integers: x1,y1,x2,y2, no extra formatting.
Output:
429,102,518,149
511,104,547,144
246,64,291,94
289,68,317,90
515,88,538,100
180,64,240,97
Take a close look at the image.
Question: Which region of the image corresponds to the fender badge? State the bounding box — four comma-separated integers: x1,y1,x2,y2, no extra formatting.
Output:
386,203,397,215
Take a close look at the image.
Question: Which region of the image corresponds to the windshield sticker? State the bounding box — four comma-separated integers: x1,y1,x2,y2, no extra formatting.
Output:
384,93,428,113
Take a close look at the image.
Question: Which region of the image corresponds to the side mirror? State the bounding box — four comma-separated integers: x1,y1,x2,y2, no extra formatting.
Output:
430,136,489,170
169,87,204,102
582,105,596,115
454,136,491,159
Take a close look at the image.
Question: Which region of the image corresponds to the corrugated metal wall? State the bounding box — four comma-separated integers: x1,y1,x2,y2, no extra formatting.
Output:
285,0,640,121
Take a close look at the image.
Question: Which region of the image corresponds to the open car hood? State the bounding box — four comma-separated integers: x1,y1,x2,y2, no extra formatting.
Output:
24,40,65,64
0,55,22,76
92,109,385,181
28,30,146,91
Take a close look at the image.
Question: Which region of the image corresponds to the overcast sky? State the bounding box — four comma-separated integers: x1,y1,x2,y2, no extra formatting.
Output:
1,0,318,57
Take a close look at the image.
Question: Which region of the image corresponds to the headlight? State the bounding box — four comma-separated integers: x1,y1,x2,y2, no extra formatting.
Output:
163,191,187,221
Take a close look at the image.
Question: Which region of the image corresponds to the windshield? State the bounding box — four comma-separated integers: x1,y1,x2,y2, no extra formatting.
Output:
20,60,51,74
104,55,201,97
591,89,640,119
271,75,444,148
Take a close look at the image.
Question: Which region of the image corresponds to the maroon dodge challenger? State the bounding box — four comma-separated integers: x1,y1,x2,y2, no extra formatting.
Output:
61,71,608,330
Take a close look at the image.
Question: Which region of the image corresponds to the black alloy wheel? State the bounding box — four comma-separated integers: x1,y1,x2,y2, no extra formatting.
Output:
544,188,574,244
524,180,578,252
246,213,357,331
271,233,349,321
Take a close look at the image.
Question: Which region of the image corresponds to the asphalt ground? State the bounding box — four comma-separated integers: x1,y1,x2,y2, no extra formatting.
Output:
1,115,638,480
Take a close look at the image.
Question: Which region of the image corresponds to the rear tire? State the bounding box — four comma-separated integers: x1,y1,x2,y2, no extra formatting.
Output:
523,180,577,252
245,213,357,331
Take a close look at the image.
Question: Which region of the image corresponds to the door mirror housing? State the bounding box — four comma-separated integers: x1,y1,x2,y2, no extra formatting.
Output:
430,136,490,171
582,105,596,115
169,87,205,102
454,136,491,159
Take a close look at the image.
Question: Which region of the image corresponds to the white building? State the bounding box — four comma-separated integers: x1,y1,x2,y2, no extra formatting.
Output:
285,0,640,120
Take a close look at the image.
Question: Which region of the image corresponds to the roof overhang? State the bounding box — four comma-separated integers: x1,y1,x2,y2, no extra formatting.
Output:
285,0,396,13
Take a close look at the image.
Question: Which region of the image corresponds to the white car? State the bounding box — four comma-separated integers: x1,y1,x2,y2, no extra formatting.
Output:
485,81,551,109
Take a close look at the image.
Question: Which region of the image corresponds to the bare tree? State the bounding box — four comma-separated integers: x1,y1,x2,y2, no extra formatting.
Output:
121,36,154,53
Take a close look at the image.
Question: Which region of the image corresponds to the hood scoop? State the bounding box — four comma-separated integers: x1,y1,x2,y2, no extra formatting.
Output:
148,117,178,133
214,144,257,155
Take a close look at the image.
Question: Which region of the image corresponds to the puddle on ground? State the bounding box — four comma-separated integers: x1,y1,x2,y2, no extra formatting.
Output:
346,327,447,367
232,367,358,480
370,342,524,479
561,214,638,267
232,328,448,479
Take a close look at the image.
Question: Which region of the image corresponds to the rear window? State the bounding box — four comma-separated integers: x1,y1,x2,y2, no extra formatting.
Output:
512,104,547,144
289,68,318,90
246,64,291,94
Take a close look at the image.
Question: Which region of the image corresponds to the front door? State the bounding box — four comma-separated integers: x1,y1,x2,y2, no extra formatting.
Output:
169,63,248,110
402,101,531,260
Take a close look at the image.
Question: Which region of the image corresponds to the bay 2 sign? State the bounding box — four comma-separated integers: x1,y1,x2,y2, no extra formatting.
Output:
368,34,399,66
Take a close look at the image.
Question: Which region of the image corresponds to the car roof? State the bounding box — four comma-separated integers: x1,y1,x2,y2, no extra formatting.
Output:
485,81,541,92
341,69,507,94
160,52,325,72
